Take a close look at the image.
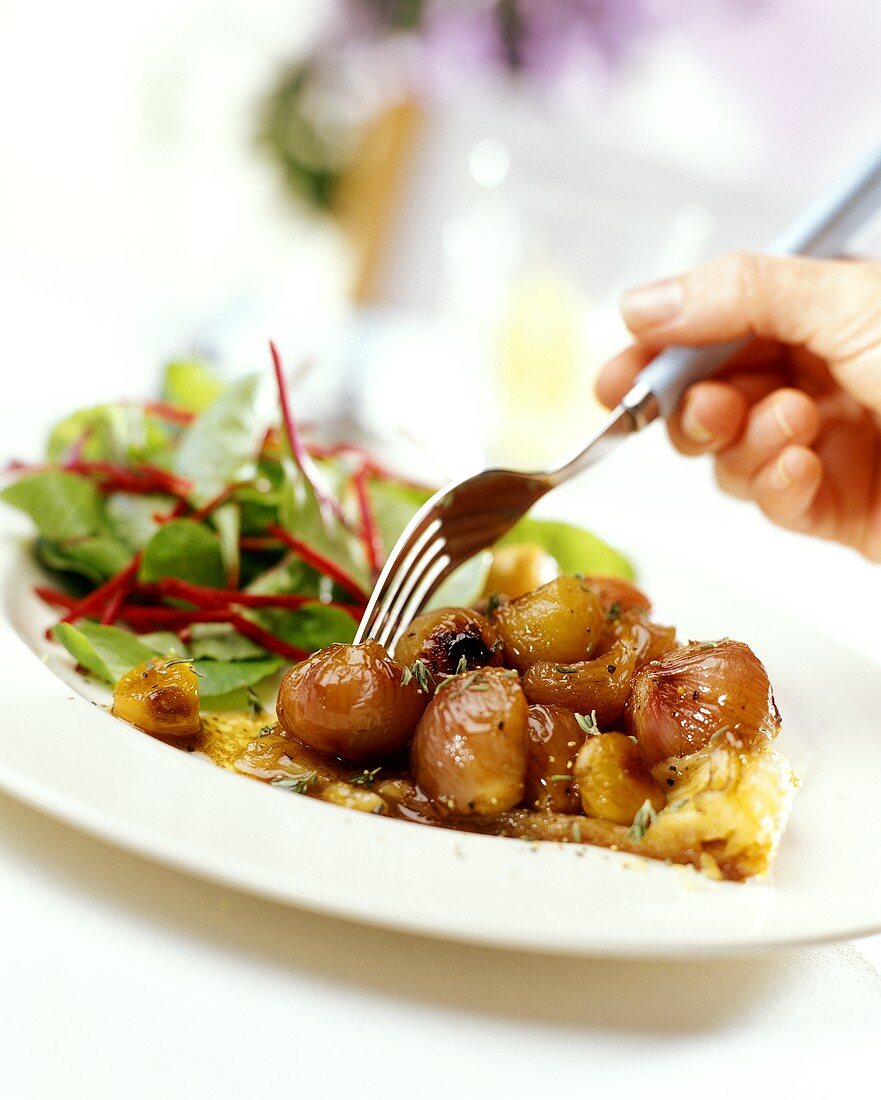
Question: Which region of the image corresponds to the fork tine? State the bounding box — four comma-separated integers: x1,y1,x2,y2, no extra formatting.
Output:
386,550,451,654
373,536,448,650
354,516,441,644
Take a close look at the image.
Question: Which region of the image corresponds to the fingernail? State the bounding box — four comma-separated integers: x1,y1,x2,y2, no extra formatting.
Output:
682,403,714,445
620,277,685,329
772,452,795,490
773,399,796,440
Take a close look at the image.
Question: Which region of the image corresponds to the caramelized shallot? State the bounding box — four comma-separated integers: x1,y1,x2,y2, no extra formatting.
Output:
276,641,426,761
524,704,585,813
493,574,605,673
625,640,780,766
602,608,678,669
575,732,665,825
394,607,501,679
411,667,528,815
521,639,636,727
582,575,651,616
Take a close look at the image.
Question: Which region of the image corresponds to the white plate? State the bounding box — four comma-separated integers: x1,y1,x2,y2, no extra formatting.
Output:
2,516,881,959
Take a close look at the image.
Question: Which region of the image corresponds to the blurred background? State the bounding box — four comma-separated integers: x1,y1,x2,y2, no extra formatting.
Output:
3,0,881,476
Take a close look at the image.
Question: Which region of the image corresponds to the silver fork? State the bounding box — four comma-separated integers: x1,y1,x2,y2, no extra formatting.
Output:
355,146,881,653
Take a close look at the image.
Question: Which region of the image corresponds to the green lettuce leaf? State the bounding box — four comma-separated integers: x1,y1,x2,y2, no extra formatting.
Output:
162,360,225,414
253,603,356,651
46,404,171,466
187,623,268,661
174,375,260,504
190,656,284,698
53,621,158,683
141,519,226,587
52,620,281,699
104,492,168,550
1,472,104,540
37,535,133,585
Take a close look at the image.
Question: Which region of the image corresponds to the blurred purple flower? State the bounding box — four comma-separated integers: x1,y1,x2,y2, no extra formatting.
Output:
340,0,678,93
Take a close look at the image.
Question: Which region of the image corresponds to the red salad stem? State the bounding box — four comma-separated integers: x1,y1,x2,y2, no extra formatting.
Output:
269,341,349,528
34,586,77,610
352,467,384,578
227,613,310,662
266,525,368,603
143,401,195,426
60,553,143,626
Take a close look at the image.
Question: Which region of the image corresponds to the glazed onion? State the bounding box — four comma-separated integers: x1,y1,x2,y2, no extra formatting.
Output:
276,641,426,761
113,658,201,741
602,609,678,669
524,704,584,813
582,575,651,616
521,639,636,727
394,607,501,679
575,731,665,825
411,667,528,815
493,574,606,673
625,639,780,766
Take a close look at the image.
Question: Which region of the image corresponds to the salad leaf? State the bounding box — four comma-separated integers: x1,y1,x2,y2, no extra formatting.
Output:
53,621,158,683
162,360,225,414
190,656,283,698
366,478,431,557
46,404,170,466
245,555,323,599
174,375,260,503
139,631,189,656
141,519,226,587
498,517,634,579
212,501,240,587
278,459,370,592
53,620,281,699
255,603,356,651
37,535,133,585
1,472,105,540
104,492,168,549
187,623,268,661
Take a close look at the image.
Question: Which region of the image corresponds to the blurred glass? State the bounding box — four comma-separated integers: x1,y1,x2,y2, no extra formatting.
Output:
439,137,715,466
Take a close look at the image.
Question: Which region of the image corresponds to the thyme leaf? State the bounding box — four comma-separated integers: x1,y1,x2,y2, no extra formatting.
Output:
574,710,599,736
624,799,658,843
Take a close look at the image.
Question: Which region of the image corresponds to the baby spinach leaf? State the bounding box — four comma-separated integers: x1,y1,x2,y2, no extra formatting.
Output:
1,472,104,540
174,375,260,503
191,656,283,698
212,501,240,587
366,478,431,557
46,404,169,466
105,492,169,549
245,555,322,599
187,623,268,661
278,459,370,592
53,621,158,683
141,519,226,587
37,535,133,584
255,603,356,651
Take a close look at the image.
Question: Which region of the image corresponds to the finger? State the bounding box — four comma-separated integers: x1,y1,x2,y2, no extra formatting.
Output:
714,388,820,497
595,346,654,408
667,381,748,455
750,444,823,529
618,253,881,390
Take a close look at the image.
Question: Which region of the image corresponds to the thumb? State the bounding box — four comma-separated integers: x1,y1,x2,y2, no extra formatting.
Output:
620,253,881,375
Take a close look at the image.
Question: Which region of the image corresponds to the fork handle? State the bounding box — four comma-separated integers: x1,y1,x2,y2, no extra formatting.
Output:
629,146,881,419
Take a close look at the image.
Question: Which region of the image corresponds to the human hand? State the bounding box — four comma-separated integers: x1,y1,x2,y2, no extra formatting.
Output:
597,253,881,560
